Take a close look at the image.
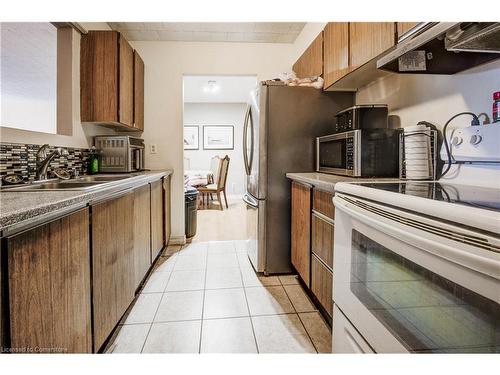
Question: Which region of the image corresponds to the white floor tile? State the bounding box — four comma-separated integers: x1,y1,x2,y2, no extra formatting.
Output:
252,314,316,353
201,317,257,353
178,242,208,257
245,286,295,316
173,254,207,271
154,255,177,273
165,269,206,292
241,269,280,288
106,324,150,353
279,275,300,285
233,240,249,253
122,293,162,324
203,288,249,319
237,252,254,270
299,312,332,353
155,290,204,322
208,241,236,254
207,252,239,269
142,321,201,353
142,271,171,293
284,284,317,313
205,267,243,289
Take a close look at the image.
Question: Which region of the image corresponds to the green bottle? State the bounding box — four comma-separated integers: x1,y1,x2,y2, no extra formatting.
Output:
88,146,99,174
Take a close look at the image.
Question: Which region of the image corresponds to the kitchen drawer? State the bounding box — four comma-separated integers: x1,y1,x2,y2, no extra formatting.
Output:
311,212,334,268
311,254,333,317
333,304,374,353
313,189,335,220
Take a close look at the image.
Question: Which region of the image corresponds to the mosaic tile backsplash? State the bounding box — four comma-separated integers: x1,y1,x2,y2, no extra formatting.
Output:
0,142,90,185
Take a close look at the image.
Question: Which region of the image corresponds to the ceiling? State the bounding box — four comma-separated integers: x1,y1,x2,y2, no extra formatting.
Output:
183,75,257,103
108,22,305,43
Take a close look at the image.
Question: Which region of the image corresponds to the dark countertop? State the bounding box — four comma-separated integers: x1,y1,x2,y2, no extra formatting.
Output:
285,172,401,193
0,170,173,236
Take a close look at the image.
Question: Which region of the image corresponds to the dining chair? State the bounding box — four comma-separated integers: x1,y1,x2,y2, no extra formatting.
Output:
198,155,230,210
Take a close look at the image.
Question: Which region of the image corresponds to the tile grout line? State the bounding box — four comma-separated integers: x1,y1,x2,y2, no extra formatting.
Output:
281,280,319,354
236,244,260,354
198,242,209,354
139,248,179,353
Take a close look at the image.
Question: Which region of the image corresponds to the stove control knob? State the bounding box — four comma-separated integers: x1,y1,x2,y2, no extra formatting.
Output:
451,136,463,146
470,134,482,145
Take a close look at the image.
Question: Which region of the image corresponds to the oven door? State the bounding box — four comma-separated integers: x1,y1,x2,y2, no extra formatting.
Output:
333,193,500,353
316,131,359,176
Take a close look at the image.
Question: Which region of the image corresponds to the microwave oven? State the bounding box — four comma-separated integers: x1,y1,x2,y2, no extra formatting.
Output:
94,136,145,173
316,129,401,177
334,105,388,134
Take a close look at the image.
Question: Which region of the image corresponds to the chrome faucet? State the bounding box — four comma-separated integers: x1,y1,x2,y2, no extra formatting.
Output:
36,144,68,181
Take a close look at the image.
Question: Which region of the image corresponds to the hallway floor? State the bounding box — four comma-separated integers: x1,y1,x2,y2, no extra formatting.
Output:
106,240,331,353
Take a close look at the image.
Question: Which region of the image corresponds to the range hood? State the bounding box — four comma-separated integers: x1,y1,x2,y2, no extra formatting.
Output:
377,22,500,74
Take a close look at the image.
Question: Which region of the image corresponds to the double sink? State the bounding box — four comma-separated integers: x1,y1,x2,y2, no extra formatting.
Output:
1,174,137,192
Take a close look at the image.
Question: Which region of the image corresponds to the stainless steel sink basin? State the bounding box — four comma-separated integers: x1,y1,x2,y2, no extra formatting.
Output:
74,175,132,182
3,181,107,191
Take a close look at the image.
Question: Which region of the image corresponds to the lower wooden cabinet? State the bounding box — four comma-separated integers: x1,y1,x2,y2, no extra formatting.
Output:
6,208,92,353
133,184,151,289
311,254,333,317
312,213,334,268
291,181,312,286
91,192,135,351
150,180,164,260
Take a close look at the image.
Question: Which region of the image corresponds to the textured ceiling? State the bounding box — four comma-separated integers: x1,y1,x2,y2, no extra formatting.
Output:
107,22,306,43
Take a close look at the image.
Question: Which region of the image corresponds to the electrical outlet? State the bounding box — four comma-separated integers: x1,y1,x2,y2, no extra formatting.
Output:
150,144,157,154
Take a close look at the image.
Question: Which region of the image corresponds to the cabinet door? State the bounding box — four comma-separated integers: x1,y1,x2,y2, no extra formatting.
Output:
133,51,145,131
323,22,350,88
313,189,335,220
119,33,134,127
397,22,419,38
311,254,333,317
133,184,151,289
7,208,92,353
293,32,323,78
349,22,395,70
311,213,334,268
80,31,119,123
150,180,164,260
291,181,311,285
163,176,171,245
92,193,135,351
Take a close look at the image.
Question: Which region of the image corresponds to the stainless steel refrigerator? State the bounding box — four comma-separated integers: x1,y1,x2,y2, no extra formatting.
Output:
243,82,353,275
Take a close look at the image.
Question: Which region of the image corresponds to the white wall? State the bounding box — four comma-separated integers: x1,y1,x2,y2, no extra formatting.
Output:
183,103,246,196
131,40,294,241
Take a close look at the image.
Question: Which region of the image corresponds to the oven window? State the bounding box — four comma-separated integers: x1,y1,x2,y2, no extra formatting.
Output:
350,230,500,353
319,139,346,169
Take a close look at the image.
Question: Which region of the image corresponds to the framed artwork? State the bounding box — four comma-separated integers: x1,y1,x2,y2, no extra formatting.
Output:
203,125,234,150
183,126,199,150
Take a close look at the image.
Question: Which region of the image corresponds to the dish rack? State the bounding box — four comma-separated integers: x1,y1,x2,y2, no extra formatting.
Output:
399,129,438,180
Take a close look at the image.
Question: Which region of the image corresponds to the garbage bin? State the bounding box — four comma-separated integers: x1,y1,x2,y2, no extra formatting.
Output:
185,186,199,240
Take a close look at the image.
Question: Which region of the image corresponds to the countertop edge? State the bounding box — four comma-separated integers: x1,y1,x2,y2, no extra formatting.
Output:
0,170,173,236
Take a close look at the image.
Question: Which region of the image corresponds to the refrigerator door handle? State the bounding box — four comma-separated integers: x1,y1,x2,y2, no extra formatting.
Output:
243,104,251,176
243,193,258,208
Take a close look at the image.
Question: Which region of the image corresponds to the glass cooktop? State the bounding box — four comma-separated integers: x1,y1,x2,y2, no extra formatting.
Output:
352,182,500,212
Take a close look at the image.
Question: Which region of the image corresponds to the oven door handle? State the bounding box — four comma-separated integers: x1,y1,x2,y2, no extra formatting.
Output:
334,195,500,286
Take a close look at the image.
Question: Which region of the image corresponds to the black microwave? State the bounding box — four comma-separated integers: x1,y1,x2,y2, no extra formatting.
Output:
316,129,401,177
334,105,388,134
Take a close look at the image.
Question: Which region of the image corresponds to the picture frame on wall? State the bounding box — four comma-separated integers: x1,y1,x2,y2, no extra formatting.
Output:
203,125,234,150
183,125,199,150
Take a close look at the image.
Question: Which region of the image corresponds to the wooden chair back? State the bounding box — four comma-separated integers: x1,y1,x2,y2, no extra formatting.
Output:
217,155,230,190
209,156,221,183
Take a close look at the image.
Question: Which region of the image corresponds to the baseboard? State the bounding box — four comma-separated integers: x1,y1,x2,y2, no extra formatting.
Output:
168,235,186,246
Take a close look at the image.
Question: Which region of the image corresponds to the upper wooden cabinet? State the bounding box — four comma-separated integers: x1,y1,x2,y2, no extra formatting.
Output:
293,32,323,78
397,22,419,38
81,31,144,131
133,51,145,131
323,22,350,89
349,22,396,70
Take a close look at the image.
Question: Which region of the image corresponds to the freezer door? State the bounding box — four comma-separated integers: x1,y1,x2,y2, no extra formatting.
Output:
246,84,265,199
243,193,265,273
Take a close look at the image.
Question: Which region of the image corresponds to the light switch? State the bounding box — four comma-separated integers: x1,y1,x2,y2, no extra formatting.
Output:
150,144,157,154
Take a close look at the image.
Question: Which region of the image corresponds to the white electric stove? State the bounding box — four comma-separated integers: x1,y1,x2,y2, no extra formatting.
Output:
331,124,500,354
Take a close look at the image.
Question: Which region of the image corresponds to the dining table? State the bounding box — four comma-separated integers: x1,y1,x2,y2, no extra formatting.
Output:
184,169,214,187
